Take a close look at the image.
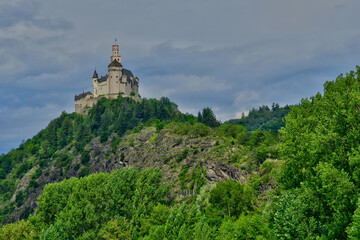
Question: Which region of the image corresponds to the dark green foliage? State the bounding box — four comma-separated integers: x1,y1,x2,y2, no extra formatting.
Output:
74,163,80,171
198,107,220,127
78,167,89,178
54,154,71,168
176,148,189,162
155,121,164,132
120,152,125,161
226,103,291,131
28,179,39,189
0,169,6,180
111,137,121,153
15,191,27,207
80,150,90,165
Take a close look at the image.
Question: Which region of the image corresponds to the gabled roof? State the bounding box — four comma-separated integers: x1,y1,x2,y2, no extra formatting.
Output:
108,60,123,68
75,91,92,101
98,74,108,83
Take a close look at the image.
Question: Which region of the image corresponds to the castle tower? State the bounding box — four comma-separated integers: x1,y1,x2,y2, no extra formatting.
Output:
111,42,121,63
108,60,123,98
92,69,99,97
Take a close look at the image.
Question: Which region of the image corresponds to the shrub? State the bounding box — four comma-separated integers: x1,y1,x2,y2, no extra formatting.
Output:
80,150,90,165
176,148,189,162
78,167,89,178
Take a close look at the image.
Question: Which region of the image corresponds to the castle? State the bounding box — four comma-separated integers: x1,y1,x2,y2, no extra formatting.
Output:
75,43,140,114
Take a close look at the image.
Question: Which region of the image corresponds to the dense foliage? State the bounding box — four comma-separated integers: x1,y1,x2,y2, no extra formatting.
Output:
226,103,291,131
274,67,360,239
3,66,360,239
0,168,275,239
0,96,189,223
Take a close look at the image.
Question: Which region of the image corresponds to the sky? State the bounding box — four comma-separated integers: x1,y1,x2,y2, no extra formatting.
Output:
1,0,360,154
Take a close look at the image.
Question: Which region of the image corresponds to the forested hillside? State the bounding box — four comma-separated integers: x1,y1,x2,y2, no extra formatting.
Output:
225,103,291,131
0,94,281,239
2,67,360,239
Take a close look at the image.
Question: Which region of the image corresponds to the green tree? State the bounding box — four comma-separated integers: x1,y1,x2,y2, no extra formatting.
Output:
199,108,220,127
208,180,255,220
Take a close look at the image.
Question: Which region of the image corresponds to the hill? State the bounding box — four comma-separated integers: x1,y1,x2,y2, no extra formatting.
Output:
0,94,280,239
3,67,360,239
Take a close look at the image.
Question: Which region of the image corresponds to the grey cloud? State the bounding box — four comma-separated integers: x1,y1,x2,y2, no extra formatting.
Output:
0,1,38,28
3,0,360,154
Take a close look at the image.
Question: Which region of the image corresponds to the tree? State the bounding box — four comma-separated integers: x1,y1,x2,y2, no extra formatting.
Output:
199,108,220,127
208,180,255,219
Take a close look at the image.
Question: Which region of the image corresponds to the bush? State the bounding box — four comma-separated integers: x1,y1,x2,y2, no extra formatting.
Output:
15,191,27,207
156,122,165,132
74,163,80,171
80,150,90,165
176,148,189,162
78,167,89,178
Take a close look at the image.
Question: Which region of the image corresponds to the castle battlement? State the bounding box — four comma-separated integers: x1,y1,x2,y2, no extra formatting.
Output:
75,43,141,114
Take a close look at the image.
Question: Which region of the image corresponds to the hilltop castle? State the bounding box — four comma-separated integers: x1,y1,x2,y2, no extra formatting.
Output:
75,43,140,114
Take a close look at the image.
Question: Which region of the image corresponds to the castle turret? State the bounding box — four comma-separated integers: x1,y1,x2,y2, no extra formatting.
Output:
111,44,121,63
92,69,99,97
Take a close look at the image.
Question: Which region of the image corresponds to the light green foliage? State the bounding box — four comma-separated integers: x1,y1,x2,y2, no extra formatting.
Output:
347,197,360,239
280,68,360,189
98,218,131,240
207,180,255,220
132,168,171,238
30,168,170,239
276,67,360,238
217,214,274,240
0,220,38,240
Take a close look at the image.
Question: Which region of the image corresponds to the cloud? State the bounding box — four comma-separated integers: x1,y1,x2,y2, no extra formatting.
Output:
3,0,360,154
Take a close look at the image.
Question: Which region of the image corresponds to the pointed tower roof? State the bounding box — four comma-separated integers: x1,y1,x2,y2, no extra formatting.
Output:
93,70,98,78
108,59,123,68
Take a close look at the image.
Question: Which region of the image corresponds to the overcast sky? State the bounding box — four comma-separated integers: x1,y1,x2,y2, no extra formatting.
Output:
1,0,360,154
